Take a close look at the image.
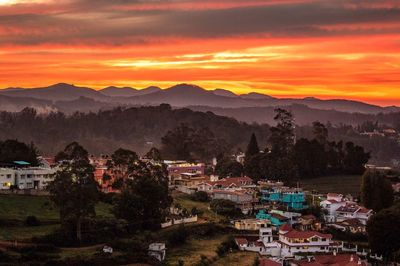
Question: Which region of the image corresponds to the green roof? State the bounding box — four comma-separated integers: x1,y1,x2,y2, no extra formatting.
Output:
13,161,31,165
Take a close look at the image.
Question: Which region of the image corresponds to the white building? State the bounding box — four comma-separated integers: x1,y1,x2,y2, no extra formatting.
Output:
278,225,340,257
320,193,373,225
0,168,16,189
148,243,166,261
0,167,56,190
15,167,56,190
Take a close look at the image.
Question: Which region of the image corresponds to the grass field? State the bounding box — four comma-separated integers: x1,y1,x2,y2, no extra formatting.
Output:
172,192,222,222
166,234,227,265
0,194,113,241
299,175,362,196
212,252,257,266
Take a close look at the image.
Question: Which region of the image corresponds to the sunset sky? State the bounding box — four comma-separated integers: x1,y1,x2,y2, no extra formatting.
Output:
0,0,400,106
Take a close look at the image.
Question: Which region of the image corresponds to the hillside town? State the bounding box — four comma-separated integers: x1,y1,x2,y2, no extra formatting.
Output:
0,108,399,265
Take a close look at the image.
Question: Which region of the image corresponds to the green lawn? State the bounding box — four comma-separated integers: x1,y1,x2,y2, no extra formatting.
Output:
0,224,60,241
0,195,59,221
299,175,362,196
0,194,113,241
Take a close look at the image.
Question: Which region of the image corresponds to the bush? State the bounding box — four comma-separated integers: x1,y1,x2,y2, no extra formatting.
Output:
190,191,210,202
25,215,40,226
216,236,237,257
167,225,188,246
210,199,243,218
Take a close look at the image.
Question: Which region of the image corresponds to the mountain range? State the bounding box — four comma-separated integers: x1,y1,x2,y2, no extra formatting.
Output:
0,83,399,125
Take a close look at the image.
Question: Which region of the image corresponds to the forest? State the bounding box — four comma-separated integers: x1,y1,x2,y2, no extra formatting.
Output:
0,105,398,166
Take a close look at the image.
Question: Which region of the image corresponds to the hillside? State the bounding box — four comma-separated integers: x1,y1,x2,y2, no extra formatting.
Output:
0,105,270,156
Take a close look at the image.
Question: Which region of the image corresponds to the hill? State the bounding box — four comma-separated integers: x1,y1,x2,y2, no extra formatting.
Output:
0,105,270,156
1,83,398,115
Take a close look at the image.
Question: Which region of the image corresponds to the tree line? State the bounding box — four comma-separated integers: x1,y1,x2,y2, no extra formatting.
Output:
214,109,370,182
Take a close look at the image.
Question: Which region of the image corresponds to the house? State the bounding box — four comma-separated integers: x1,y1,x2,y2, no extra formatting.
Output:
278,224,340,257
260,187,307,210
320,197,347,223
164,161,205,183
256,210,289,227
234,219,270,231
212,189,253,212
296,214,321,231
335,204,373,225
234,225,280,256
148,243,166,261
290,253,367,266
328,218,366,234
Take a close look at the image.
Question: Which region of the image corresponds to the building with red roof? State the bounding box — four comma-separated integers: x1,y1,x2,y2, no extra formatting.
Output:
290,253,367,266
279,225,340,257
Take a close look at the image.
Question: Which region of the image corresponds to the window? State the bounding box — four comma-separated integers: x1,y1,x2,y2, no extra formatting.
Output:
6,174,11,179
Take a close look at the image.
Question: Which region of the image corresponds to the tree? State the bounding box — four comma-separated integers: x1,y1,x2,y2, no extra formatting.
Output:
367,203,400,261
113,161,172,230
312,121,328,145
0,139,39,166
145,147,162,162
343,142,370,174
210,199,242,218
294,138,327,178
48,142,99,242
361,170,394,212
106,148,139,188
215,156,244,178
245,133,260,159
264,108,298,182
269,108,295,156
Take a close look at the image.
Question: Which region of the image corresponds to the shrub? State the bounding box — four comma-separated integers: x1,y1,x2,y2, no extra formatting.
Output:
190,191,210,202
216,236,237,257
25,215,40,226
167,225,188,246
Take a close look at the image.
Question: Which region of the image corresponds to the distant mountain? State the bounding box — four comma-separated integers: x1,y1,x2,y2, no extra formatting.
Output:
213,88,237,98
240,92,274,100
0,94,55,113
0,83,107,102
100,86,138,97
0,83,399,115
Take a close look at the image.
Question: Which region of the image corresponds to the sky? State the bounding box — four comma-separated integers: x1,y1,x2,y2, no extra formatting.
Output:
0,0,400,106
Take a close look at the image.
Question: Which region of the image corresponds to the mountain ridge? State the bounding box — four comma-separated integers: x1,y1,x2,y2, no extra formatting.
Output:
0,83,398,114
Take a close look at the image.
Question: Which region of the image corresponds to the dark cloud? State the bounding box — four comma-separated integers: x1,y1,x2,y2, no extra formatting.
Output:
0,0,399,45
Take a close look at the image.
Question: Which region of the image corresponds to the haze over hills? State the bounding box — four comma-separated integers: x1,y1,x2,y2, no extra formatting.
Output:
0,83,399,125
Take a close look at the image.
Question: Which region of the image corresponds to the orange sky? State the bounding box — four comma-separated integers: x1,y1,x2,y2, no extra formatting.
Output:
0,0,400,106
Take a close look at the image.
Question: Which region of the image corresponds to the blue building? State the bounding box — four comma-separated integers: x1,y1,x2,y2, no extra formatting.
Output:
260,188,307,210
256,210,289,227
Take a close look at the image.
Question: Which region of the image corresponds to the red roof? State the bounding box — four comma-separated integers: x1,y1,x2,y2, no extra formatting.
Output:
260,258,281,266
283,230,332,239
296,254,367,266
234,238,248,246
279,223,292,232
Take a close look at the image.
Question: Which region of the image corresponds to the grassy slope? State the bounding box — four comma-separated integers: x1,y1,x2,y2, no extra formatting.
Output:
299,175,362,196
172,192,223,222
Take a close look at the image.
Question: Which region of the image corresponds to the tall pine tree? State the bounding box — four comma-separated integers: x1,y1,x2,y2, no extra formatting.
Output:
245,133,260,158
